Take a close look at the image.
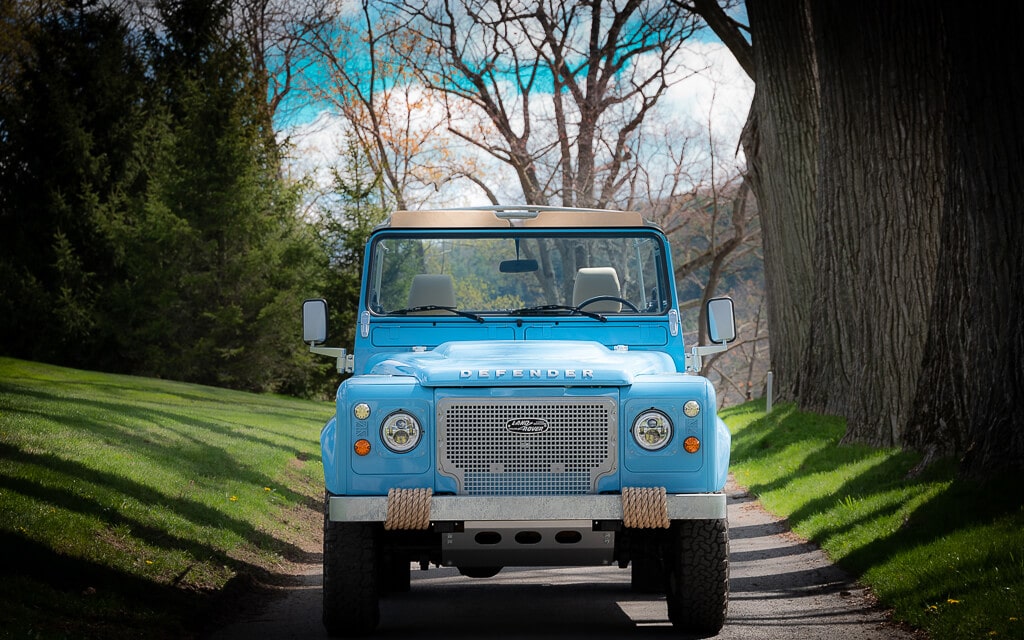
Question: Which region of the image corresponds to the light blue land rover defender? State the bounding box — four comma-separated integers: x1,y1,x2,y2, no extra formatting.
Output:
302,206,737,636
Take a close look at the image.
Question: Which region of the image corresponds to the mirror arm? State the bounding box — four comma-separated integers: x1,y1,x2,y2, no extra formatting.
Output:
685,341,729,373
309,345,354,374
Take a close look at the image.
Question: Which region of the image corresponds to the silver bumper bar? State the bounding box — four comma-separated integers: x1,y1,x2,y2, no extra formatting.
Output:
328,493,726,522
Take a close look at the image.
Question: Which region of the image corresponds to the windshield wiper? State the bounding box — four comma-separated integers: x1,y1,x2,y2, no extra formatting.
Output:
511,304,608,322
389,305,485,323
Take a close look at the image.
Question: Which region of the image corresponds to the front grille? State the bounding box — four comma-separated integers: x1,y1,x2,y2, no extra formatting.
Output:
437,397,617,496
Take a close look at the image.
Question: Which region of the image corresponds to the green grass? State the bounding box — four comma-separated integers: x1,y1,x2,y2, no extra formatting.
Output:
0,357,328,639
723,400,1024,640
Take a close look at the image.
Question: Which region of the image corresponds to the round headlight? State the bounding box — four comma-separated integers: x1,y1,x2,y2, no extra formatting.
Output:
381,411,422,453
632,410,673,451
683,400,701,418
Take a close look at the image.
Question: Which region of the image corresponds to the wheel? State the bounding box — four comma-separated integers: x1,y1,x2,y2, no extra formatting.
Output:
664,518,729,636
575,295,640,312
629,530,666,593
457,566,503,578
323,498,380,637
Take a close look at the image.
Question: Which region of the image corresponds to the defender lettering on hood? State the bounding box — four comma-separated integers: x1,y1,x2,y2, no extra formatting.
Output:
460,368,594,380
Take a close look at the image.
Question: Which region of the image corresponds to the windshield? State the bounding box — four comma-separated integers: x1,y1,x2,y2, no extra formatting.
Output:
367,230,671,316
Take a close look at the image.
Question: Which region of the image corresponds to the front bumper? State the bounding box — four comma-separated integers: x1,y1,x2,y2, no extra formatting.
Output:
328,492,726,522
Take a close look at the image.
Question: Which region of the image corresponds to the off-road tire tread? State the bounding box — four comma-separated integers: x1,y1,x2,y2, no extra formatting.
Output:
323,497,380,637
665,518,729,636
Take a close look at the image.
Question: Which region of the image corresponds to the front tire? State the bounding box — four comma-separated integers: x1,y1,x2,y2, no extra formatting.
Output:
323,500,380,637
664,518,729,636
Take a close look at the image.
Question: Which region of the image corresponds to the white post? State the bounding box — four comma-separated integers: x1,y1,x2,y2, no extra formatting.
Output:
766,371,774,413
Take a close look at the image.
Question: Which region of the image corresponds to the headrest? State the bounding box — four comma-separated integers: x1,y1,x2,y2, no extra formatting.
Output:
406,274,456,312
572,267,622,312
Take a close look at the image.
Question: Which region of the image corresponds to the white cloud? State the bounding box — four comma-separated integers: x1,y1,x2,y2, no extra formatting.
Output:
664,41,754,156
280,110,350,189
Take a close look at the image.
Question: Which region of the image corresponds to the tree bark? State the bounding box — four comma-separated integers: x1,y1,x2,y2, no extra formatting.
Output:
802,0,944,447
906,3,1024,475
740,0,818,402
723,0,1022,475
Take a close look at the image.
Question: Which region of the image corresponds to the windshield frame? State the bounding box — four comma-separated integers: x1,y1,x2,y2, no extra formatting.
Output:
363,227,674,319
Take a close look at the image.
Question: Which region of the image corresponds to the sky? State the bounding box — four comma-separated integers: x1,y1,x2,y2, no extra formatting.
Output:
277,5,755,208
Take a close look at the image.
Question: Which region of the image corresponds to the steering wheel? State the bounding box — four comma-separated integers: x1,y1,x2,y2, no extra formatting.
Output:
575,295,640,312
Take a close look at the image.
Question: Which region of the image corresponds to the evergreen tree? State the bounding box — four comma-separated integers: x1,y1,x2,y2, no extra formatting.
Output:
1,1,326,395
133,0,319,391
0,4,151,367
307,141,392,393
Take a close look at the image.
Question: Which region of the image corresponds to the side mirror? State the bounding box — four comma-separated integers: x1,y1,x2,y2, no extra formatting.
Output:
303,298,329,345
706,297,736,344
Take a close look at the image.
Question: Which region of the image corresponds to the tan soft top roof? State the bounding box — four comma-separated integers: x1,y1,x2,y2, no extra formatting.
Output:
387,205,651,229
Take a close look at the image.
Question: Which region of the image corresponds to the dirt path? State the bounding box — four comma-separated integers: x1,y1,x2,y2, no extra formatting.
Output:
203,477,920,639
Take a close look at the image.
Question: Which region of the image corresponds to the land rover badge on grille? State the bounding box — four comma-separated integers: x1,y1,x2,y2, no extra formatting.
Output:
505,418,549,434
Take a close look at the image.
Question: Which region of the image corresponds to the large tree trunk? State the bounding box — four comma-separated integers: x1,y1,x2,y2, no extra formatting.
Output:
723,0,1021,476
799,1,945,447
741,0,818,402
906,4,1024,475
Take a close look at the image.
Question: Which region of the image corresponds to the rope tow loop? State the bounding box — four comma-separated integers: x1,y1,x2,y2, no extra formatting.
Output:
384,487,433,531
621,486,671,529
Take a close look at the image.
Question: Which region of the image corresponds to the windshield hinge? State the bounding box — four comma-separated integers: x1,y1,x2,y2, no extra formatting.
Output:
360,310,370,338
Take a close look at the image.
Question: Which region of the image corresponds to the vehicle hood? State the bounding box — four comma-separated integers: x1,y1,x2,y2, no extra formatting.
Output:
366,340,677,387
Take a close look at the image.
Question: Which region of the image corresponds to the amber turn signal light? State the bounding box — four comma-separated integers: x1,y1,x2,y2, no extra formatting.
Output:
683,436,701,453
354,439,372,456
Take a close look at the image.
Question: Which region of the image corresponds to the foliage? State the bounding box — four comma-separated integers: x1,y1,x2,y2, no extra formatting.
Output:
725,400,1024,640
0,357,327,638
0,5,150,364
124,0,318,392
0,2,323,395
307,140,393,393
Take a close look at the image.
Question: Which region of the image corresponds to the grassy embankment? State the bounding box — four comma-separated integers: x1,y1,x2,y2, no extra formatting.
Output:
723,400,1024,640
0,357,328,638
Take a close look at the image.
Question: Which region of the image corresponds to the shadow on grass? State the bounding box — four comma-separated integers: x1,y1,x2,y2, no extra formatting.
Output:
0,442,318,567
838,468,1024,577
3,385,323,514
0,362,329,638
0,530,264,639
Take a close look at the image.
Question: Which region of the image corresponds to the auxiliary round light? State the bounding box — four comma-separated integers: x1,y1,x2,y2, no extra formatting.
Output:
631,410,673,451
683,436,701,454
381,411,422,453
683,400,701,418
353,403,371,420
354,439,372,456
